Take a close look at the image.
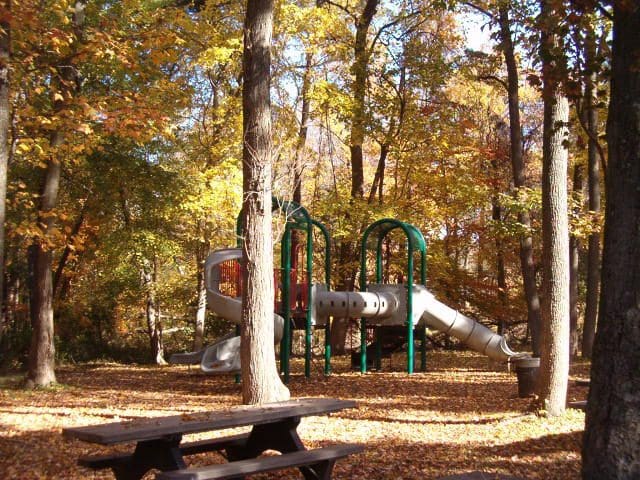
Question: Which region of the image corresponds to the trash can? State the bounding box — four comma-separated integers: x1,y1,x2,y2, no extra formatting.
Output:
514,357,540,397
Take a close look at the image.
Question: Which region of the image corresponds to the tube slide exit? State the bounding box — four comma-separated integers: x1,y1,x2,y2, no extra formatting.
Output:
415,288,518,361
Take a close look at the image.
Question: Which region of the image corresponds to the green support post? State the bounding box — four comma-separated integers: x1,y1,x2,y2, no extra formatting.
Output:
280,227,292,383
324,322,331,375
305,223,313,378
311,219,332,376
360,318,367,373
406,240,414,374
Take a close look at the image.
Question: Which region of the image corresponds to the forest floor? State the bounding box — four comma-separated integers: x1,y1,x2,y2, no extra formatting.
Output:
0,351,590,480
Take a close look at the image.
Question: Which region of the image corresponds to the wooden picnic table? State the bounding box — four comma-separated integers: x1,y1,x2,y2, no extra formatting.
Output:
63,397,358,480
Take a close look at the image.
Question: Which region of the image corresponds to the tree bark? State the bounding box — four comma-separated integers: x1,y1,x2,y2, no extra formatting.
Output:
26,1,85,388
581,25,601,359
241,0,289,404
497,5,542,355
349,0,379,199
26,133,63,388
193,227,209,352
582,3,640,477
0,1,9,332
537,0,570,416
569,163,583,358
143,257,166,365
293,53,312,205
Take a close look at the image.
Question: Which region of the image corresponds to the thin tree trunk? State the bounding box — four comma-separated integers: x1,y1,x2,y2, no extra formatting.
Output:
193,237,208,352
537,0,570,416
53,207,86,297
0,1,9,334
293,53,312,205
582,26,601,359
582,3,640,476
143,257,166,365
241,0,289,404
368,143,388,204
569,163,583,358
498,5,542,355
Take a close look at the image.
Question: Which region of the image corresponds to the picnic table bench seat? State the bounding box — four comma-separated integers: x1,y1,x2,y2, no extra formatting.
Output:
79,433,250,470
155,444,364,480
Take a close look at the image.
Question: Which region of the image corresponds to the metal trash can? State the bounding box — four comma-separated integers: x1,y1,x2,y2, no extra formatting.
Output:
514,357,540,397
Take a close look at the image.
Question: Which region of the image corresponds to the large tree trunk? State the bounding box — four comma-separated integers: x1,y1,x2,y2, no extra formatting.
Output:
0,2,9,333
241,0,289,405
497,5,542,355
537,0,570,416
569,163,583,358
582,3,640,477
26,133,63,388
26,1,85,388
581,26,601,359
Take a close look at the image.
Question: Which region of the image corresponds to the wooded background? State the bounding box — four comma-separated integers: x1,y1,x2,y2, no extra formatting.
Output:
0,0,610,376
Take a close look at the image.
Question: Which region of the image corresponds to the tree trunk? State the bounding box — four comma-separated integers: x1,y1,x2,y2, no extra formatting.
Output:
582,3,640,477
569,163,583,358
537,0,570,416
582,26,601,359
498,5,542,355
26,1,85,388
26,133,63,388
193,234,208,352
241,0,289,404
0,2,9,331
143,257,166,365
368,143,388,204
349,0,379,199
293,53,312,205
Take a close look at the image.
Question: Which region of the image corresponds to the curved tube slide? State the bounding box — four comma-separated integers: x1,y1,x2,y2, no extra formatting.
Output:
414,287,518,361
169,248,284,374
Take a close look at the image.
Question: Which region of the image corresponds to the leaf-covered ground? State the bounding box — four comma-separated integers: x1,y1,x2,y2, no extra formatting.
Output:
0,351,590,479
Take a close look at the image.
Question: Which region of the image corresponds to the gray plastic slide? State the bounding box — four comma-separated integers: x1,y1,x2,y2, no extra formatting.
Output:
315,285,517,361
169,248,284,374
415,288,518,361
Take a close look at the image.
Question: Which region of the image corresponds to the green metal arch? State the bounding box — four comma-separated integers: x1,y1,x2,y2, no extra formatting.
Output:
359,218,427,374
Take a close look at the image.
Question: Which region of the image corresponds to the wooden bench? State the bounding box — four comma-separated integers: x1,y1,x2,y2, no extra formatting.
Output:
156,444,363,480
79,433,250,471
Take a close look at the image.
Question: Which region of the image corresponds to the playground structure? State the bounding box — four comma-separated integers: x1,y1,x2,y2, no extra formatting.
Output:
170,199,519,379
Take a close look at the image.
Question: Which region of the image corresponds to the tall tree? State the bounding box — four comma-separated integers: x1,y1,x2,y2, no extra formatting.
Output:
467,0,543,354
581,22,601,358
496,3,542,355
569,161,583,358
582,2,640,477
241,0,289,404
349,0,379,199
0,0,9,333
26,0,86,388
536,0,570,416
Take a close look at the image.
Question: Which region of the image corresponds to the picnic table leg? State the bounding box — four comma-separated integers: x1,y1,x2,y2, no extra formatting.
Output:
111,434,186,480
226,417,326,480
